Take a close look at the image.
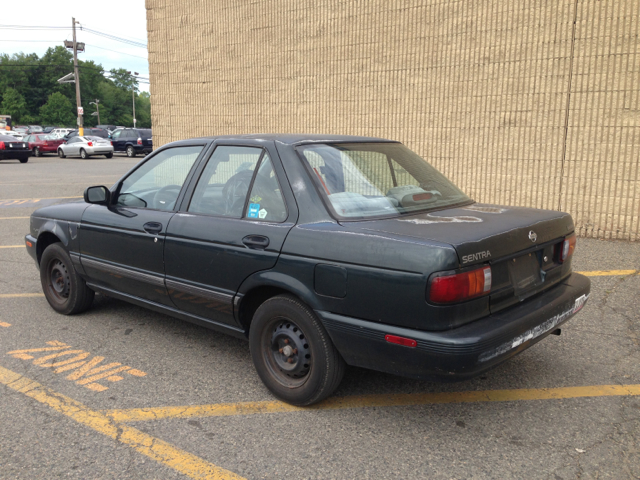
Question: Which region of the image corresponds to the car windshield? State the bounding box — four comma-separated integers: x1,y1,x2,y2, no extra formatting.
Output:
297,143,472,219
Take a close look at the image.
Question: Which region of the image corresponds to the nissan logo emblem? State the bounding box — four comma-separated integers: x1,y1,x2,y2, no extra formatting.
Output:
528,230,537,242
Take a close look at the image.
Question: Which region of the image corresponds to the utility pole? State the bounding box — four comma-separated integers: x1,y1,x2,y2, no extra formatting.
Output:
90,99,100,125
127,71,139,128
72,18,83,136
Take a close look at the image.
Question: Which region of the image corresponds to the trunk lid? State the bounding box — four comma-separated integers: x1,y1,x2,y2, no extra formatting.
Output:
346,203,575,313
346,203,573,264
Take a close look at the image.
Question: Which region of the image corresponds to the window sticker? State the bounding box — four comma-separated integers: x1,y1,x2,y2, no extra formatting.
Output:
258,208,268,219
247,203,260,218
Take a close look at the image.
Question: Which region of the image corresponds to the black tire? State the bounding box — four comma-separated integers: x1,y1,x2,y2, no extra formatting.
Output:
80,148,88,159
126,145,136,157
105,152,113,159
19,157,28,163
249,294,345,406
34,147,41,157
40,243,94,315
58,149,66,158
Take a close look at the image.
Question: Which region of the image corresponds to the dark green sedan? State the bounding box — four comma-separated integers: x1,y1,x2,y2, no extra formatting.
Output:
25,135,590,405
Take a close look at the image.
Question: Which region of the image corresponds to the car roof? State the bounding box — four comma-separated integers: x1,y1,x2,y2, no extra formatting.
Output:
165,134,398,147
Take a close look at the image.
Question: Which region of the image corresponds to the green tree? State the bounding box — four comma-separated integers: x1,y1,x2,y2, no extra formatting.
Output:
39,92,75,126
1,88,27,123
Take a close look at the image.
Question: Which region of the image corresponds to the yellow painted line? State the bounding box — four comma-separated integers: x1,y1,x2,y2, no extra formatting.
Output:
0,216,30,220
103,384,640,423
576,269,637,277
0,245,25,249
0,293,44,298
0,321,10,327
0,365,245,480
0,196,81,202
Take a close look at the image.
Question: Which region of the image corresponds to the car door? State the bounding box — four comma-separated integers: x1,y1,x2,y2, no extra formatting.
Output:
67,137,82,156
110,130,124,151
79,144,207,305
163,141,298,328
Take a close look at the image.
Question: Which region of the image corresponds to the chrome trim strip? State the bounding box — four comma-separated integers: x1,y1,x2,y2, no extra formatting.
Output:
233,294,243,307
81,257,165,288
166,279,233,304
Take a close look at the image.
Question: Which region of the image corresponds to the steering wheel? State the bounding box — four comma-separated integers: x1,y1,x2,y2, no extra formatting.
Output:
222,170,254,216
153,184,181,210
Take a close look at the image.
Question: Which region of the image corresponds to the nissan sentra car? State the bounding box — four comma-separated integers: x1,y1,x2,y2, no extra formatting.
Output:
25,134,590,405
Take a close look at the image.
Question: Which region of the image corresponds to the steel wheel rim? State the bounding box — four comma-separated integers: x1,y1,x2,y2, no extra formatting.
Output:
261,317,312,388
47,258,70,303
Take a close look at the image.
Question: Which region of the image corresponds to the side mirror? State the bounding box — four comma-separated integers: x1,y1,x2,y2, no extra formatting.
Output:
84,186,111,205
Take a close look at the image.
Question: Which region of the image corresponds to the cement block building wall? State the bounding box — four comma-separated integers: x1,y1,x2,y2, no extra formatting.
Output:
146,0,640,241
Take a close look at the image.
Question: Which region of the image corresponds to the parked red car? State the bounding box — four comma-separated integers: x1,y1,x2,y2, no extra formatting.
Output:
24,134,65,157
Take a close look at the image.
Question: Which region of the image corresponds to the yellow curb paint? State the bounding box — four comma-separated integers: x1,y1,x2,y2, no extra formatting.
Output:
0,293,44,298
0,216,30,220
576,270,637,277
103,384,640,423
0,365,246,480
0,196,82,202
0,245,25,249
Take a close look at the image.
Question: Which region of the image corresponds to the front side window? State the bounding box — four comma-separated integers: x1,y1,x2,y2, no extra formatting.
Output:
298,143,471,219
116,146,203,211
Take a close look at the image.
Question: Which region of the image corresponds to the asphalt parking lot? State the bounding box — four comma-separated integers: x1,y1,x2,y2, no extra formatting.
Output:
0,154,639,480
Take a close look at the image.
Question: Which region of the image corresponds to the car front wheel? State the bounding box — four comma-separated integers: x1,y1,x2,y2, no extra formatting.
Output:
40,243,94,315
126,146,136,157
58,149,66,158
249,294,345,406
80,148,88,159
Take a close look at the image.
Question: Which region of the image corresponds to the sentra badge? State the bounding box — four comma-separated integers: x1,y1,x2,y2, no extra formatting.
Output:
462,250,491,264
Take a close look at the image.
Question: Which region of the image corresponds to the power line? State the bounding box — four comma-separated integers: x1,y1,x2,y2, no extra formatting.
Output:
0,24,147,49
79,27,146,49
0,40,149,61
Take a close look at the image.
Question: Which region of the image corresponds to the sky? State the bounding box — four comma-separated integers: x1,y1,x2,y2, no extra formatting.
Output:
0,1,150,92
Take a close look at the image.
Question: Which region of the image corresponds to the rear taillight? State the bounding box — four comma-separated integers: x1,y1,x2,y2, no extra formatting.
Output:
137,138,142,145
87,141,93,147
0,141,4,150
110,141,113,146
428,265,492,304
561,234,576,262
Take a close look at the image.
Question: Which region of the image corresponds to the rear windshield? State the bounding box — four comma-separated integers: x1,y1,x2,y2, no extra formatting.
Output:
137,129,152,138
297,143,471,219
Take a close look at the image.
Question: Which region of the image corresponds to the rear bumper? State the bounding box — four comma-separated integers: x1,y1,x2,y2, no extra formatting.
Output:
318,273,591,380
0,151,30,160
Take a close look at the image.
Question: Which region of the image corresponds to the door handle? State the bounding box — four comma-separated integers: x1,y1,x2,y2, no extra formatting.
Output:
242,235,270,250
143,222,163,234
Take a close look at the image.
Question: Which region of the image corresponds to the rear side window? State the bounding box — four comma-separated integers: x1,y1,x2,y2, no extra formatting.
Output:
188,146,263,217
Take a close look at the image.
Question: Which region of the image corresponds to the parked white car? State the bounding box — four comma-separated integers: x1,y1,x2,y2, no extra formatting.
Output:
2,130,24,141
50,128,75,138
57,136,114,159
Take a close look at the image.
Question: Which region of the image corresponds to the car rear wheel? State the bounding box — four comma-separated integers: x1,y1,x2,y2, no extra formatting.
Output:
80,148,88,159
126,145,136,157
40,243,94,315
34,147,41,157
249,294,345,406
105,152,113,159
19,157,29,163
58,149,66,158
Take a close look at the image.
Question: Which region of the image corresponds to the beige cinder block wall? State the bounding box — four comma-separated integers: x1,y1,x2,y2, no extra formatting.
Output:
146,0,640,241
